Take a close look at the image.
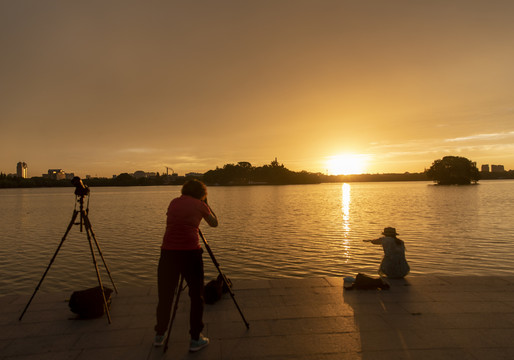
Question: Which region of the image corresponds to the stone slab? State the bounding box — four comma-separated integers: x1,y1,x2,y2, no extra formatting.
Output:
1,276,514,359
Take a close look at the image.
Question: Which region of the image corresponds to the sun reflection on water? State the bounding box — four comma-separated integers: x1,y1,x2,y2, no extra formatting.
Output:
340,183,351,262
341,183,351,234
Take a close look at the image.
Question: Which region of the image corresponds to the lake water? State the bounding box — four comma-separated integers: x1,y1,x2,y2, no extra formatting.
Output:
1,180,514,295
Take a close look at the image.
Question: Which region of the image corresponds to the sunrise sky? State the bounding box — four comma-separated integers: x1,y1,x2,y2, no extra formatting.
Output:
1,0,514,177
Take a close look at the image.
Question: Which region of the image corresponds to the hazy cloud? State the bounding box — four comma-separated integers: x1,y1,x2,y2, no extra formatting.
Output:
445,131,514,143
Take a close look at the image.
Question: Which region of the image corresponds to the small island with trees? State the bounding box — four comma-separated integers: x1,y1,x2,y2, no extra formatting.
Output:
425,156,481,185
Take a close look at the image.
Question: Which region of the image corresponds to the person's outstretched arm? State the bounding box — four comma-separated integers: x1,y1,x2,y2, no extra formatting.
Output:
363,238,382,245
203,198,218,227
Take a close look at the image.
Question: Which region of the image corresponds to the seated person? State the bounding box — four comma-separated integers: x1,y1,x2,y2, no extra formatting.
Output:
364,227,410,278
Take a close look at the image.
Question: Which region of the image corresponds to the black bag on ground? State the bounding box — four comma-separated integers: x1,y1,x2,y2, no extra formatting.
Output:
69,286,113,318
351,273,390,290
204,274,232,304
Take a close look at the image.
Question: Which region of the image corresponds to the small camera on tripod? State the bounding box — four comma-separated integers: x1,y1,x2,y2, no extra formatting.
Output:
71,176,90,197
19,175,117,324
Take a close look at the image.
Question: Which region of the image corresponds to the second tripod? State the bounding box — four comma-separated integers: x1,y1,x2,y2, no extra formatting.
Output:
19,178,118,324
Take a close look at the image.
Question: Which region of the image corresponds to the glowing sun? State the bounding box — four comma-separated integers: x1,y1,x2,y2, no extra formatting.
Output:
326,154,368,175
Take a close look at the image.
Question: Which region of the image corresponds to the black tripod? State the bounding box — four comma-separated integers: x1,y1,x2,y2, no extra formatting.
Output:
19,181,118,324
163,229,249,353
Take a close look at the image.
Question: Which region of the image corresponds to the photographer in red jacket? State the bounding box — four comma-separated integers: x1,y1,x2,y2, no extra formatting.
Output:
154,179,218,352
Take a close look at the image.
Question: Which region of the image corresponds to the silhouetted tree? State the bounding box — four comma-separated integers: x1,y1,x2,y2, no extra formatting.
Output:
114,173,136,186
425,156,480,185
237,162,252,168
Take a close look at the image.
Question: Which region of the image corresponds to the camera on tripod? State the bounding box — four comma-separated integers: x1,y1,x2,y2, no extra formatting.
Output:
71,176,90,197
19,175,117,324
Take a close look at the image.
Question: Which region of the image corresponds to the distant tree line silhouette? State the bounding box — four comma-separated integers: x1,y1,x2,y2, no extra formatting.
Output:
0,173,72,188
1,156,513,188
202,159,321,185
0,172,188,188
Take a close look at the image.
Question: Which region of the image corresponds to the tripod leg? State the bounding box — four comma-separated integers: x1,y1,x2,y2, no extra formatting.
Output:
199,230,250,329
83,211,112,324
83,214,118,294
19,210,79,321
163,276,184,353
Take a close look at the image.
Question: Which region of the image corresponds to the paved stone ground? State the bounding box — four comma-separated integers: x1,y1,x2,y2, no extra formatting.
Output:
2,276,514,359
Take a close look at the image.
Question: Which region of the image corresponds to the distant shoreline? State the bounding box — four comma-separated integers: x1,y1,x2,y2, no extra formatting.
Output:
1,171,513,189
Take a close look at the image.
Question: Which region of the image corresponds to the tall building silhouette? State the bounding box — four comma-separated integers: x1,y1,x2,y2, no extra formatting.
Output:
491,165,505,172
16,162,28,178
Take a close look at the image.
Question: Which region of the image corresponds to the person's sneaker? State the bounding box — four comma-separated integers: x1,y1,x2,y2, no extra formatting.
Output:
189,333,209,352
154,333,166,347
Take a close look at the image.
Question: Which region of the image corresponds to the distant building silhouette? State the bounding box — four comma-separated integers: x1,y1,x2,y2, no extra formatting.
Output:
481,164,490,172
132,170,157,179
133,170,147,179
16,162,28,178
186,172,203,178
46,169,66,180
491,164,505,172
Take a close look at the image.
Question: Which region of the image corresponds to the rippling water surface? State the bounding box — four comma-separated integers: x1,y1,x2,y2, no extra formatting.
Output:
2,180,514,295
